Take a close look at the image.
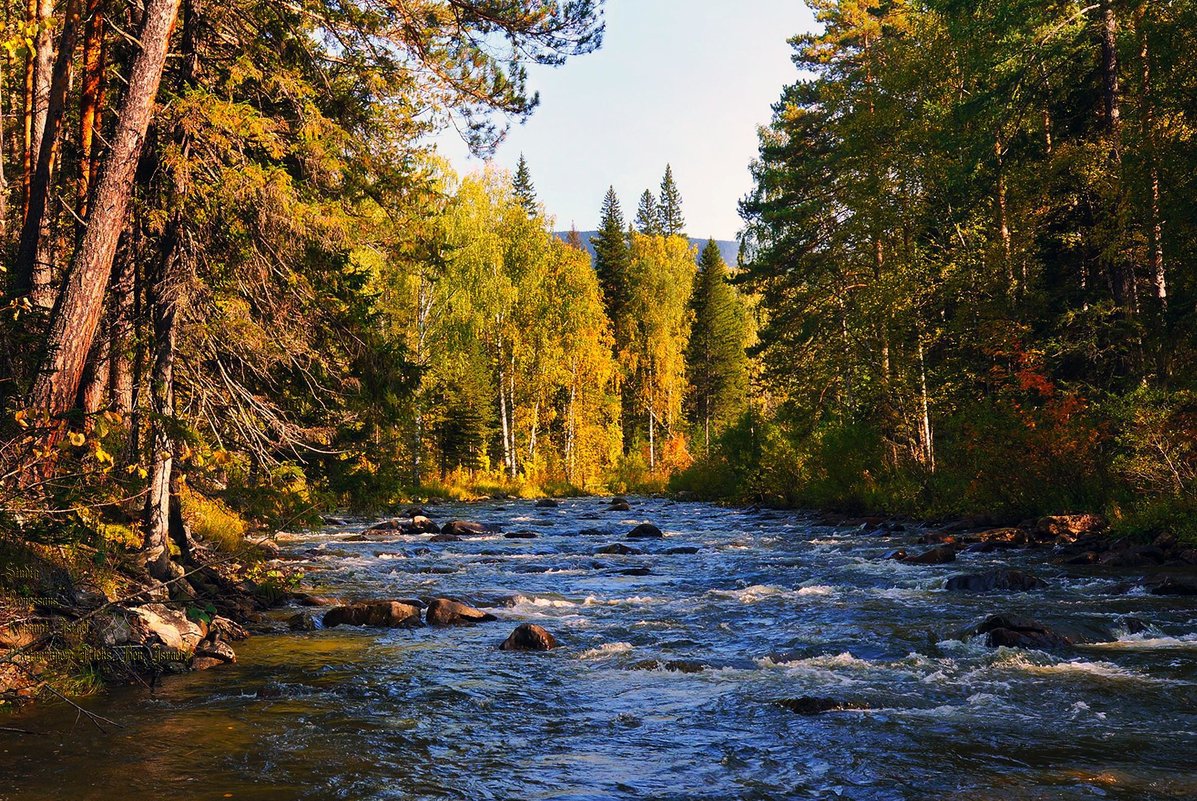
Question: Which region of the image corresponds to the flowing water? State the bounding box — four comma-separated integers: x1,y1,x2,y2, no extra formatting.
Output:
4,498,1197,800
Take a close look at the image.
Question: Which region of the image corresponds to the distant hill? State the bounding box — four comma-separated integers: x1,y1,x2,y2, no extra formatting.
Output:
556,231,740,267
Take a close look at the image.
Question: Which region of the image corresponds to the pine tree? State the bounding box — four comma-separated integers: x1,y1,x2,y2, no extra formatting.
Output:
658,164,686,237
635,189,661,234
565,225,586,251
685,240,748,452
592,187,631,345
512,153,537,217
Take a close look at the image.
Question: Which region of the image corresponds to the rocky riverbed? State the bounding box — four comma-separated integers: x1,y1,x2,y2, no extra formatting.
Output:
4,497,1197,800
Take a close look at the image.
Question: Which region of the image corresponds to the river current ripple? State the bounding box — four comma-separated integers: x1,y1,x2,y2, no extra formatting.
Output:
5,497,1197,800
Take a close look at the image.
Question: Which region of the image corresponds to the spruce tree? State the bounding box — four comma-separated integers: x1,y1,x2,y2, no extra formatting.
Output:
512,153,538,217
565,225,586,251
685,240,749,452
592,187,631,345
635,189,662,235
658,164,686,237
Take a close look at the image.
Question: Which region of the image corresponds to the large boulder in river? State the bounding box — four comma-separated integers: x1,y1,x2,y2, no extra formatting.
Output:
425,598,497,625
903,545,957,565
973,614,1072,649
627,523,664,540
407,515,440,534
945,569,1047,593
322,600,422,628
441,520,490,537
500,623,558,651
535,498,560,508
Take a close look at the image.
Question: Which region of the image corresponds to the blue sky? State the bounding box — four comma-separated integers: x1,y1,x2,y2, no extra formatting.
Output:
434,1,817,241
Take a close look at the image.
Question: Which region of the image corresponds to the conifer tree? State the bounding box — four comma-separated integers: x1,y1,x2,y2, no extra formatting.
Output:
635,189,661,235
658,164,686,237
512,153,538,217
685,240,748,452
592,187,631,345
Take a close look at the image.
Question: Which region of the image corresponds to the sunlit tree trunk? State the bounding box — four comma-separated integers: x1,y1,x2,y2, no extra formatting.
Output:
1136,5,1165,314
28,0,183,424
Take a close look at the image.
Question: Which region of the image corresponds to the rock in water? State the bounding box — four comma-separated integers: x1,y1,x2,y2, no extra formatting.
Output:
322,600,423,628
597,543,642,555
627,523,664,540
287,612,317,631
425,598,497,625
535,498,560,508
1149,577,1197,596
500,623,558,651
441,520,490,537
429,533,460,542
973,614,1072,649
608,500,631,512
945,569,1047,592
776,697,860,715
903,545,957,565
505,530,538,539
665,546,700,555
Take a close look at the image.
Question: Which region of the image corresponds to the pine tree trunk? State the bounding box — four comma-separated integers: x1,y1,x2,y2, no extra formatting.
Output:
28,0,182,424
108,249,135,415
78,0,106,220
17,0,83,310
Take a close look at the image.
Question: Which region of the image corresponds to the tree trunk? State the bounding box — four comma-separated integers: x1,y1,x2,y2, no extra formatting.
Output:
143,224,186,580
28,0,182,424
1136,5,1165,313
78,0,106,221
17,0,83,310
108,247,135,415
917,333,935,474
994,135,1014,295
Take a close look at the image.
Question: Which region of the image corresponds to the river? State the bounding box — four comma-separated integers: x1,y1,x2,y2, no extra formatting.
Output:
4,497,1197,800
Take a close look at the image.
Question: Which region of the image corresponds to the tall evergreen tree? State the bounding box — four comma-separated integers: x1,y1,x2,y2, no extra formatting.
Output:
685,240,748,452
635,189,662,235
658,164,686,237
512,153,538,217
592,187,631,346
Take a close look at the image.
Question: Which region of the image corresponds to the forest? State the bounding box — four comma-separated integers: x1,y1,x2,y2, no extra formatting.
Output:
2,0,1197,590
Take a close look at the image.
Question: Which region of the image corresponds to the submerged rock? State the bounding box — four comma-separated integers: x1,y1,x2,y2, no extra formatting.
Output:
1149,577,1197,596
504,530,538,539
428,533,460,543
630,658,706,673
611,567,652,576
500,623,558,651
426,598,497,625
945,569,1047,593
776,696,861,715
322,600,422,628
973,614,1072,649
597,543,641,555
578,528,610,536
627,523,664,540
664,545,700,555
287,612,317,631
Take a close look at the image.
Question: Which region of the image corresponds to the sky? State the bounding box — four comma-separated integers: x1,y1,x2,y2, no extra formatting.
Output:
433,1,817,242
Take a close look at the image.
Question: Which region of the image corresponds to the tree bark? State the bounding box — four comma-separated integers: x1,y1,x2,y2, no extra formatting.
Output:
17,0,83,310
1136,5,1165,313
28,0,182,423
78,0,107,220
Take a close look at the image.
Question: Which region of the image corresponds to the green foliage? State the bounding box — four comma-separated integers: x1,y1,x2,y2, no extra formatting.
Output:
657,165,685,237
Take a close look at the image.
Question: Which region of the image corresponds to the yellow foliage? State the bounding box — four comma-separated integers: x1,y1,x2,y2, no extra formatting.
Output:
180,488,249,553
